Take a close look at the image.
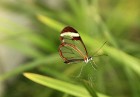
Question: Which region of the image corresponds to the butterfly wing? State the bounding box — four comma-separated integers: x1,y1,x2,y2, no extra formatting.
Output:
59,26,88,64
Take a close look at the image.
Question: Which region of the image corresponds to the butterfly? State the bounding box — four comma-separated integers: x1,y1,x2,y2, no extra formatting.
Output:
58,26,93,64
59,26,106,77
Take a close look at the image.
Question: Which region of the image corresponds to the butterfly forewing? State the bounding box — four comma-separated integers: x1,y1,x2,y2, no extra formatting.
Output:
59,26,88,63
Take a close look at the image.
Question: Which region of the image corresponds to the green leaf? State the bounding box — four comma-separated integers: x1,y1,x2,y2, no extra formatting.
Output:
23,73,110,97
37,14,65,32
104,46,140,75
24,73,91,97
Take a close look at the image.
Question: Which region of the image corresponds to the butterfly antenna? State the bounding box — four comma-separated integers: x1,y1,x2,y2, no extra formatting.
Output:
93,41,107,56
93,54,108,57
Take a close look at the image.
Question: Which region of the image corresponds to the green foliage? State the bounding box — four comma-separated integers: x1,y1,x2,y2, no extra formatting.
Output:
0,0,140,97
23,73,92,97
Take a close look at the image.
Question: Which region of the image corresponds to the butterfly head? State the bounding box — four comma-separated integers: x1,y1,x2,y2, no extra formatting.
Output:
85,57,93,63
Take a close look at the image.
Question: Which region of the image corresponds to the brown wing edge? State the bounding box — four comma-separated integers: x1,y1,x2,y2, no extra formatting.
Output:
61,26,78,33
60,26,88,56
58,42,88,64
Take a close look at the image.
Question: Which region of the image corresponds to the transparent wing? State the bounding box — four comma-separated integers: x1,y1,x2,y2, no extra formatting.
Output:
59,43,85,64
59,26,89,63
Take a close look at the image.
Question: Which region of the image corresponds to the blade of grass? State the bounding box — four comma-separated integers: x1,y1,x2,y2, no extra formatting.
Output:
24,73,91,97
82,80,98,97
23,73,110,97
37,14,65,31
104,46,140,75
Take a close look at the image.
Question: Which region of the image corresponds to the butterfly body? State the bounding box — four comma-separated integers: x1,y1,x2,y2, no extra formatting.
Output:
59,26,93,64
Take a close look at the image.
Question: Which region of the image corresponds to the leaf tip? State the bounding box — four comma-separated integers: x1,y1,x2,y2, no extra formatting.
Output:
23,72,31,78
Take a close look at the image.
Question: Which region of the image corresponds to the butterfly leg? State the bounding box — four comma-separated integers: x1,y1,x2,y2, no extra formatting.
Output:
76,64,85,78
90,61,97,70
88,74,94,87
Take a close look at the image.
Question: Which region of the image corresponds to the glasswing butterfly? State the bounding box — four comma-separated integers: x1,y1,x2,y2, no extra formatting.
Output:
59,26,106,77
59,26,93,64
58,26,98,77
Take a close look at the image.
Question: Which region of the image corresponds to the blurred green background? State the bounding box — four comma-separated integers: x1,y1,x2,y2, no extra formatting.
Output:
0,0,140,97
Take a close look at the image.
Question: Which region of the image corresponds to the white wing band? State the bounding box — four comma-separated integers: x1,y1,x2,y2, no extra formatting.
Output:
61,32,79,37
